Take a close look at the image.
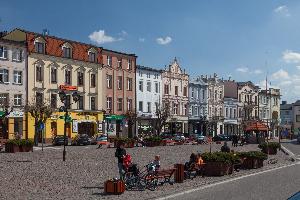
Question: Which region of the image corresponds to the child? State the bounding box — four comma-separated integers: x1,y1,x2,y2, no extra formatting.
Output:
153,155,161,171
197,153,204,165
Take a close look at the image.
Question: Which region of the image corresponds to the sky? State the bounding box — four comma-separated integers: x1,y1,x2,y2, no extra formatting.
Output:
1,0,300,103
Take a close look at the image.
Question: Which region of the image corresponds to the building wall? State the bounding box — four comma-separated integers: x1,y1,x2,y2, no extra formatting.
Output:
136,66,162,117
188,79,208,119
102,50,136,115
0,39,27,139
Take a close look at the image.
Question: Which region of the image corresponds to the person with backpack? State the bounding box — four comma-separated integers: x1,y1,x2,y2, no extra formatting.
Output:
115,143,126,180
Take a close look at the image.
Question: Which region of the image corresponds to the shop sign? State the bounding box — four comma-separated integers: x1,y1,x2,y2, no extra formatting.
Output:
59,85,78,91
72,120,78,133
98,121,103,132
51,114,59,120
8,111,24,118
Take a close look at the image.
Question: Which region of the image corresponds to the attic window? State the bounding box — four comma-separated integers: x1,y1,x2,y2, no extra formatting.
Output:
34,37,46,54
62,43,72,58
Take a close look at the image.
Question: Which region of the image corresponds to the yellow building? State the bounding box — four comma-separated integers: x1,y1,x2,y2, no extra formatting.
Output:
4,29,105,141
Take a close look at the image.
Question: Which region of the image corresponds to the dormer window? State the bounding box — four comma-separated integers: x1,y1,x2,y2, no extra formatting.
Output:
62,43,72,58
35,42,45,54
89,52,96,62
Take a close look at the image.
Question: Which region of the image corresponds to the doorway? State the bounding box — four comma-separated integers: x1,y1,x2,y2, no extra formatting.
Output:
78,122,95,137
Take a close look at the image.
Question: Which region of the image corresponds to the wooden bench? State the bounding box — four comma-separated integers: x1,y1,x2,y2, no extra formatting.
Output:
145,168,175,185
184,163,206,179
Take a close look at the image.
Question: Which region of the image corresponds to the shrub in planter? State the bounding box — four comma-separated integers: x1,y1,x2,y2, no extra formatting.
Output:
144,136,162,147
5,139,34,153
202,152,236,176
237,151,267,169
114,137,135,148
258,142,280,155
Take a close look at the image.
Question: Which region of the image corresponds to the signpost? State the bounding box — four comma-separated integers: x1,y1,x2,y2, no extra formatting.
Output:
38,122,45,151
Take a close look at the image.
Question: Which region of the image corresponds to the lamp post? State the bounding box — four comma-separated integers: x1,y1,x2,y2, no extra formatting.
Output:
59,90,79,161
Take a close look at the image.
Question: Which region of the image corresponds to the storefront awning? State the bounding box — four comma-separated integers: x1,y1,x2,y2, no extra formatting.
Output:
0,111,5,117
244,121,268,132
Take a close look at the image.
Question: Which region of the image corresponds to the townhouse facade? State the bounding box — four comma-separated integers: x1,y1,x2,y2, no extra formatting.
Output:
4,29,105,141
223,80,238,135
102,49,137,137
162,58,189,134
188,76,208,135
0,38,27,139
237,82,259,134
259,88,281,137
202,74,224,136
280,101,293,131
136,65,162,135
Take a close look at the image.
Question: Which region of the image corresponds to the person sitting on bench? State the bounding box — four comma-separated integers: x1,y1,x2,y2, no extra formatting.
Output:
184,153,197,170
221,141,230,153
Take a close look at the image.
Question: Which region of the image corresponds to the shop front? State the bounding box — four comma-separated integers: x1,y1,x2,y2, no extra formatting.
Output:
0,111,25,139
224,120,238,136
27,111,104,142
104,115,126,138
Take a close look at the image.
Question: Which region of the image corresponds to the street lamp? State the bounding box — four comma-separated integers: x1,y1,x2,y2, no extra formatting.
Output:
59,90,80,161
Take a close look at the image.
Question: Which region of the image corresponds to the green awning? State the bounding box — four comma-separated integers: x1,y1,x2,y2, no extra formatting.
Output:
0,111,5,117
106,115,125,120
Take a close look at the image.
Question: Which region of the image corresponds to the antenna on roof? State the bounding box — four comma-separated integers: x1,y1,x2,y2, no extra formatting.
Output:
42,29,49,36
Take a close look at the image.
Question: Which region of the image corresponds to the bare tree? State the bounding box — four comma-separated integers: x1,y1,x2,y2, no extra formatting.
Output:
25,98,54,146
152,100,171,135
123,110,137,138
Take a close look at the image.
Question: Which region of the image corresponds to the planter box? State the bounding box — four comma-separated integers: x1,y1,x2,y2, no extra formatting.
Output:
204,162,232,176
242,158,264,169
21,146,33,152
5,144,20,153
262,147,277,155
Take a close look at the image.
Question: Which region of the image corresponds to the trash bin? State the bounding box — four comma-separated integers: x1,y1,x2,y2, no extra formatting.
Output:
174,164,184,183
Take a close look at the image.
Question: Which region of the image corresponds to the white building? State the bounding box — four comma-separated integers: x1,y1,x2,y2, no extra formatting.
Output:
136,65,162,135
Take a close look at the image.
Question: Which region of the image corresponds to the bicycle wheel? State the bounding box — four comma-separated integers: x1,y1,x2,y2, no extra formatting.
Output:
144,175,158,191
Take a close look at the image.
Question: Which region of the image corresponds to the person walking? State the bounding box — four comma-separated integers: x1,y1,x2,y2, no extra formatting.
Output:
232,134,238,147
115,143,126,180
221,141,231,153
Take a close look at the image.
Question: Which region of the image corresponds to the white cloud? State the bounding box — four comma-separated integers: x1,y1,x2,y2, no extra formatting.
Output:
236,67,249,73
139,38,145,42
119,30,128,37
282,50,300,63
156,36,172,45
271,69,289,80
253,69,263,74
274,5,291,17
296,66,300,70
89,30,122,44
279,80,292,86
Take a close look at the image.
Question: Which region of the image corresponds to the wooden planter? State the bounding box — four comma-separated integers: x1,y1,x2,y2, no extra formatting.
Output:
242,158,264,169
5,144,20,153
204,162,232,176
145,141,161,147
262,147,277,155
21,146,33,152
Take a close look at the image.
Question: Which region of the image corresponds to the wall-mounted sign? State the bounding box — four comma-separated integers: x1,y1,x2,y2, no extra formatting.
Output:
72,120,78,133
59,85,78,91
8,111,24,118
98,121,103,133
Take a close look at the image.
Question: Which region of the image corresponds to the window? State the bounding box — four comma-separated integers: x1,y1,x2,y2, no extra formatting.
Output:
91,74,96,87
117,58,122,69
13,71,22,84
225,108,228,118
219,108,222,116
154,74,159,79
107,56,112,66
117,76,122,90
36,64,43,82
89,52,96,62
155,82,159,93
12,49,22,62
147,81,151,92
107,97,112,109
63,47,71,58
0,69,9,83
107,75,112,89
239,94,241,102
51,94,57,109
255,96,258,104
191,88,194,98
78,96,84,110
13,95,21,106
139,71,143,77
0,46,8,59
139,101,143,112
219,91,222,99
183,87,187,97
202,89,205,100
215,90,218,100
66,95,71,109
194,106,198,116
155,102,159,112
127,78,132,91
175,86,178,96
127,59,132,70
164,84,169,95
77,72,84,86
36,92,43,106
127,99,132,111
91,97,96,110
117,98,123,111
146,73,150,78
0,93,8,105
65,69,71,84
35,42,45,54
147,102,151,113
139,80,143,92
173,103,178,115
51,67,57,83
230,108,232,118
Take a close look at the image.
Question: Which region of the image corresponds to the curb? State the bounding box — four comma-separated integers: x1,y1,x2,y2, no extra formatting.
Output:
280,145,297,161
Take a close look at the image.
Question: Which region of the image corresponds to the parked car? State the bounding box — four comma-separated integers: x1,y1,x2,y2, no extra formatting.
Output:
212,134,231,142
195,135,207,143
52,135,69,146
71,134,90,146
160,132,173,139
173,134,185,142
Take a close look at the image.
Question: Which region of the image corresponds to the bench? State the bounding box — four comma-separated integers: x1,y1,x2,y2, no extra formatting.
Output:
184,163,206,179
145,168,175,185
